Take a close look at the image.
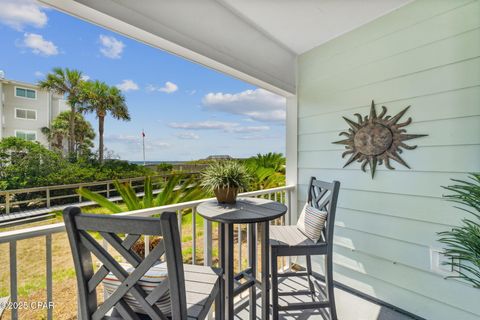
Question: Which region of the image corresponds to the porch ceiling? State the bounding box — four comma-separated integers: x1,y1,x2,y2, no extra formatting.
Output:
39,0,410,96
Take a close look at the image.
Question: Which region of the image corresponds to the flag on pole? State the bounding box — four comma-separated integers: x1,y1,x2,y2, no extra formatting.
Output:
142,130,146,165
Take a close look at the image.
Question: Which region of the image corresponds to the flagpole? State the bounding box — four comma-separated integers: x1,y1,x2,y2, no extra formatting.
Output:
142,129,146,166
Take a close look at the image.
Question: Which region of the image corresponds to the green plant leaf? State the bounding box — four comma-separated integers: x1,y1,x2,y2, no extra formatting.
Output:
76,187,122,213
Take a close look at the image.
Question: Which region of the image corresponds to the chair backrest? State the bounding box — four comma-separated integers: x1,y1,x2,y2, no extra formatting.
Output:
63,207,187,320
306,177,341,246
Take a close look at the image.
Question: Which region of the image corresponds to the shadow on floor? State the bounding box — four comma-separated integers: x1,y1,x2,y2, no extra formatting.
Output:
234,275,417,320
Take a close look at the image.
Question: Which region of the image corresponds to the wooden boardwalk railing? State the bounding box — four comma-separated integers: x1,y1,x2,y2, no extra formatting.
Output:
0,173,196,215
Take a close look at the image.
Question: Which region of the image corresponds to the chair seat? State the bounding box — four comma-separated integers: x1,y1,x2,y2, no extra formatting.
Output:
270,225,325,247
108,264,221,320
184,264,222,320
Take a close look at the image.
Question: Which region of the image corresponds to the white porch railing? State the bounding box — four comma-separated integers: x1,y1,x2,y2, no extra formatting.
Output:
0,185,294,320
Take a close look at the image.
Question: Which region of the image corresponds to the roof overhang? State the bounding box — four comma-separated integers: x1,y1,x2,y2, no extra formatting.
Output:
39,0,410,97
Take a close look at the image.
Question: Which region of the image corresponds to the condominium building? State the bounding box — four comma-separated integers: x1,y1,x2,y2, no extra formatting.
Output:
0,71,68,147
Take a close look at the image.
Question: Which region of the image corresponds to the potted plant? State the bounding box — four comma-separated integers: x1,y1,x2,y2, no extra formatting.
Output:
201,161,251,204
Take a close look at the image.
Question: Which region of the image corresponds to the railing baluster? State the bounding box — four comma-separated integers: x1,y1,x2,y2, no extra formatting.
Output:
203,220,212,266
9,241,17,320
46,235,53,320
238,224,242,271
144,235,150,256
177,210,182,242
192,207,197,265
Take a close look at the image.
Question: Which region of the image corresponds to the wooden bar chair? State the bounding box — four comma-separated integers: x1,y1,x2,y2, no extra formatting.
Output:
63,207,222,320
269,177,340,320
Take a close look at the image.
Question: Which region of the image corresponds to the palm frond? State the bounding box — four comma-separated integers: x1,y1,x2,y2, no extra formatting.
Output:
76,187,123,213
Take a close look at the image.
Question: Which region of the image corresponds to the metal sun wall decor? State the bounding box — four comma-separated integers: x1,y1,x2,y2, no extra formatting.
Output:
333,100,427,178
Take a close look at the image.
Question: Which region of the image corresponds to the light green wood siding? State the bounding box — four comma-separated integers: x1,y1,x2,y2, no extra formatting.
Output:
297,0,480,319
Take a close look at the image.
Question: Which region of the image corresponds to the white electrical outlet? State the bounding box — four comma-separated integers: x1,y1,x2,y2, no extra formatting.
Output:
430,248,459,276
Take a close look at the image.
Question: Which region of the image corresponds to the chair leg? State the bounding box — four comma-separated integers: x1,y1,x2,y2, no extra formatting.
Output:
306,255,316,299
271,248,279,320
324,254,337,320
214,283,222,320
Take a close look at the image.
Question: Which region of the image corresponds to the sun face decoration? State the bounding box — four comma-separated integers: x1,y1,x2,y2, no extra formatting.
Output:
333,100,427,178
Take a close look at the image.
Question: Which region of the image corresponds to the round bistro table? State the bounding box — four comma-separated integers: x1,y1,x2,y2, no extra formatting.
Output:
197,197,287,320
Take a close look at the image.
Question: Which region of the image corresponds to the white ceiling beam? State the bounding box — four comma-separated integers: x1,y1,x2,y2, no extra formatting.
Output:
39,0,296,97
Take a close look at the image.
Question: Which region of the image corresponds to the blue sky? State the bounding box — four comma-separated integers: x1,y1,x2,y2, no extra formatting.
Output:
0,0,286,161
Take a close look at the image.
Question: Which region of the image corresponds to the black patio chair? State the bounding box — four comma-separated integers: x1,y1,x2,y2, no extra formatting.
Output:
269,177,340,320
63,207,222,320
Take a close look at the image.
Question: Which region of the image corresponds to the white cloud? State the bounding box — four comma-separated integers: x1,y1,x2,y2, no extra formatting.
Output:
34,71,44,78
21,33,58,56
99,35,124,59
231,126,269,133
202,88,286,122
0,0,47,31
168,121,238,131
168,121,270,134
146,81,178,94
81,74,90,81
186,89,197,95
106,134,170,150
175,132,200,140
116,79,139,92
237,134,280,140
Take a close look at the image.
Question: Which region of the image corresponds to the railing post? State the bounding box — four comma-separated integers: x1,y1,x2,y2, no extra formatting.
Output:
46,189,51,208
9,241,17,320
203,220,212,266
46,235,53,320
106,182,110,198
5,192,10,214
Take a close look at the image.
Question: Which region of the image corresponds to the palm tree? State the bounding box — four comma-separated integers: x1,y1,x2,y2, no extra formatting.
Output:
42,111,95,156
80,80,130,163
38,68,84,157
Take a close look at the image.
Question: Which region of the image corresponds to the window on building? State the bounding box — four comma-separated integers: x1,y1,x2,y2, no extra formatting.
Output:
15,131,36,141
15,87,36,99
15,108,37,120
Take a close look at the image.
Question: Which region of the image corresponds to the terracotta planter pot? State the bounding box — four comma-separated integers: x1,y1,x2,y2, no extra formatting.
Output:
214,187,238,204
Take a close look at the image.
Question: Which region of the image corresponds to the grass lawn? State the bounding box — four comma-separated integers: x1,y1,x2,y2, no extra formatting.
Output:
0,205,255,319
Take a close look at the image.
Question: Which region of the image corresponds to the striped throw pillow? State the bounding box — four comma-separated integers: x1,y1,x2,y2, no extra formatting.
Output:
102,262,171,316
296,203,327,242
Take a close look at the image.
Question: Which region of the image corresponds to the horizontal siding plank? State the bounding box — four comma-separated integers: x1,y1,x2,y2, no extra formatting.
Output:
299,57,480,118
299,86,480,130
309,258,480,320
299,115,480,149
297,189,471,226
333,227,431,271
300,0,474,71
297,170,472,198
300,1,480,87
334,208,442,248
328,247,480,316
301,27,480,96
298,145,480,172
